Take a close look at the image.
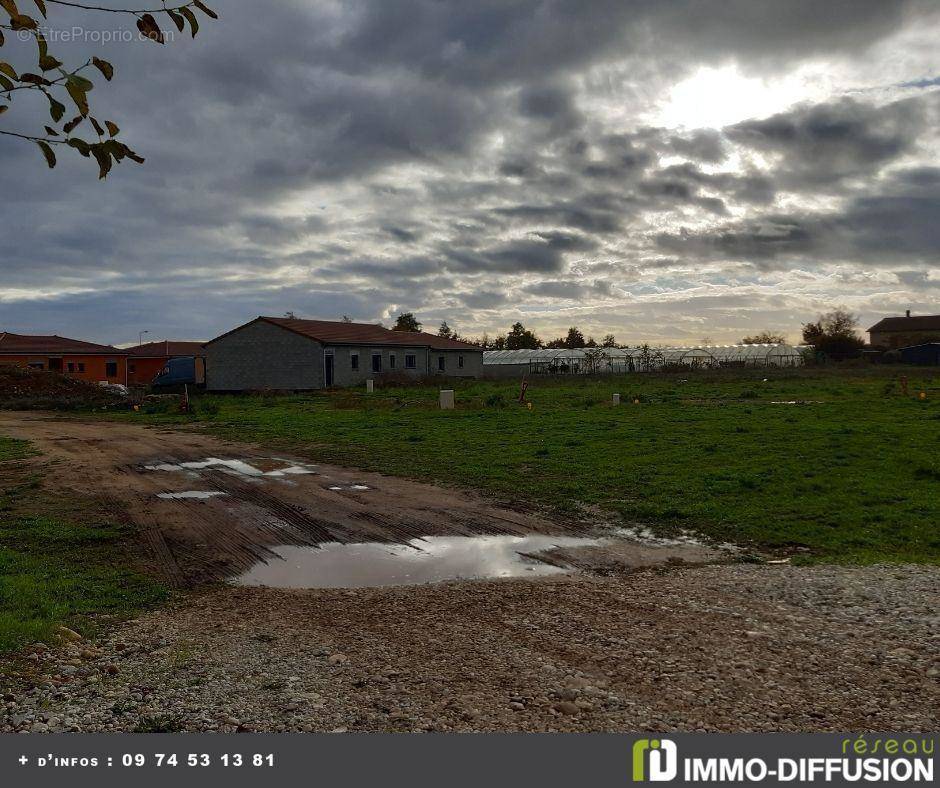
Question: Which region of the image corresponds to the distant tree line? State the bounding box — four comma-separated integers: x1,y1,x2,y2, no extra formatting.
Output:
315,309,864,356
742,331,787,344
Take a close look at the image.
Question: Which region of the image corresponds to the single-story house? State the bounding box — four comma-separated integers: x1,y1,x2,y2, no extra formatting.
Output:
868,311,940,349
0,332,129,384
205,316,483,391
127,340,206,386
899,342,940,366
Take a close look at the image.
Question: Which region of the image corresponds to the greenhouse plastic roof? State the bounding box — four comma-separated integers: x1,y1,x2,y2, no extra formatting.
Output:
483,344,803,365
483,348,614,364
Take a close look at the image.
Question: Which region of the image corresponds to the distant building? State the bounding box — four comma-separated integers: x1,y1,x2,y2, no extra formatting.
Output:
899,342,940,366
127,340,206,386
868,311,940,349
0,332,128,384
205,317,483,391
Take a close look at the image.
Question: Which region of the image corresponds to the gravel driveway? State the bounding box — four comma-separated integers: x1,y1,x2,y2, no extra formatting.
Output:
3,563,938,733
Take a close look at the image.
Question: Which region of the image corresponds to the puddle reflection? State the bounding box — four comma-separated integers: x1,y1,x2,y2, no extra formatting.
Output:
144,458,317,478
235,534,602,589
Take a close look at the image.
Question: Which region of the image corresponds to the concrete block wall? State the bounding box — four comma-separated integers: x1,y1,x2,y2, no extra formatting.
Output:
207,320,323,391
327,345,428,387
430,349,484,378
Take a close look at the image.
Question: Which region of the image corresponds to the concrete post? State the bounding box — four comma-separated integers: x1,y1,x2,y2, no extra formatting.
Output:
612,393,620,406
366,379,374,393
440,390,455,410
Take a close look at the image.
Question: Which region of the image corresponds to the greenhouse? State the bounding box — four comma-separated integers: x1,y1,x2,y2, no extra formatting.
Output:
483,344,805,377
482,348,634,378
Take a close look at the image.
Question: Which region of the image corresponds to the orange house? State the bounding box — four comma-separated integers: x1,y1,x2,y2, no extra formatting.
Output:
0,332,129,384
127,340,207,385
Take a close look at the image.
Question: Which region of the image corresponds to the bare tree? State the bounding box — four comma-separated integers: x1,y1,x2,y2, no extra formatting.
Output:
802,308,865,357
742,331,787,344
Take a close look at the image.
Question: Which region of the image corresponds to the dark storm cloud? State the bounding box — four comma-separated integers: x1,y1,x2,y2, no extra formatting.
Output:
517,82,584,135
531,231,600,252
653,164,776,205
2,0,939,343
655,166,940,269
581,142,654,181
237,215,329,246
444,238,567,274
326,258,444,280
495,205,623,234
896,270,940,288
656,218,817,267
838,194,940,259
637,178,728,215
457,290,510,309
524,279,614,300
383,226,422,243
331,0,921,86
498,159,539,178
665,130,727,163
727,92,938,187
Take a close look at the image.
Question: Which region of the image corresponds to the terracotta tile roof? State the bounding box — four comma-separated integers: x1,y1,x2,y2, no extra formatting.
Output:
868,314,940,332
209,317,481,351
0,332,128,355
129,340,206,357
401,331,483,351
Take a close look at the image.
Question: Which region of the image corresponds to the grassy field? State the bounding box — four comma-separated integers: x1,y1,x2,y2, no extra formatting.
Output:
0,437,166,654
131,366,940,564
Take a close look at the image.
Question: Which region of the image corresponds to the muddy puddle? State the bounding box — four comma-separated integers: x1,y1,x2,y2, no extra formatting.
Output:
137,452,725,589
144,458,317,478
234,534,606,589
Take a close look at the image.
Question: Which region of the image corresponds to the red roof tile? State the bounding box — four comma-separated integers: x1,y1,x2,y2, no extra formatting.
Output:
129,340,206,357
0,332,128,355
393,330,482,351
209,317,481,351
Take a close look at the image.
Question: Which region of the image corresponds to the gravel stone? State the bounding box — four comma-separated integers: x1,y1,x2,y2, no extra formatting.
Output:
2,564,938,732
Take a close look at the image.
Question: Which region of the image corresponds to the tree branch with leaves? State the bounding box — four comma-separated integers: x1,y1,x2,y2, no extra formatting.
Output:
0,0,217,177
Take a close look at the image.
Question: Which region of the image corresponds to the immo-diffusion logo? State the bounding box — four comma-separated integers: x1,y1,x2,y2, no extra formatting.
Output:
633,739,678,782
630,736,935,784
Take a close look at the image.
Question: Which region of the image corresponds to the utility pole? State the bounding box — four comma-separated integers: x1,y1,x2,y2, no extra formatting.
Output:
138,329,149,347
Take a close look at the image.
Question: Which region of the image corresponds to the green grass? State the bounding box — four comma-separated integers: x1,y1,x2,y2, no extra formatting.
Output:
0,437,167,654
125,366,940,564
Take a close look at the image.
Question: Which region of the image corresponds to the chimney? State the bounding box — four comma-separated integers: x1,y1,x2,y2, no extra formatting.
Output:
906,309,911,318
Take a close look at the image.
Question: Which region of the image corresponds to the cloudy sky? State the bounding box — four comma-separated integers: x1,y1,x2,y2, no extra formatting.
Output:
2,0,939,346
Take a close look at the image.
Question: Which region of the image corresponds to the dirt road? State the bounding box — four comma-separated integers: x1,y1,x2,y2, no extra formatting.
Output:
2,413,682,587
1,413,937,733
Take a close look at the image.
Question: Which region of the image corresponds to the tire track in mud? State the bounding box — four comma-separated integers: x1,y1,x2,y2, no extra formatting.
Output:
140,526,187,589
0,414,587,588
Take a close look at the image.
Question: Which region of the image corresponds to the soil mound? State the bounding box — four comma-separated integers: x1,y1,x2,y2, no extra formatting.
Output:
0,365,126,410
